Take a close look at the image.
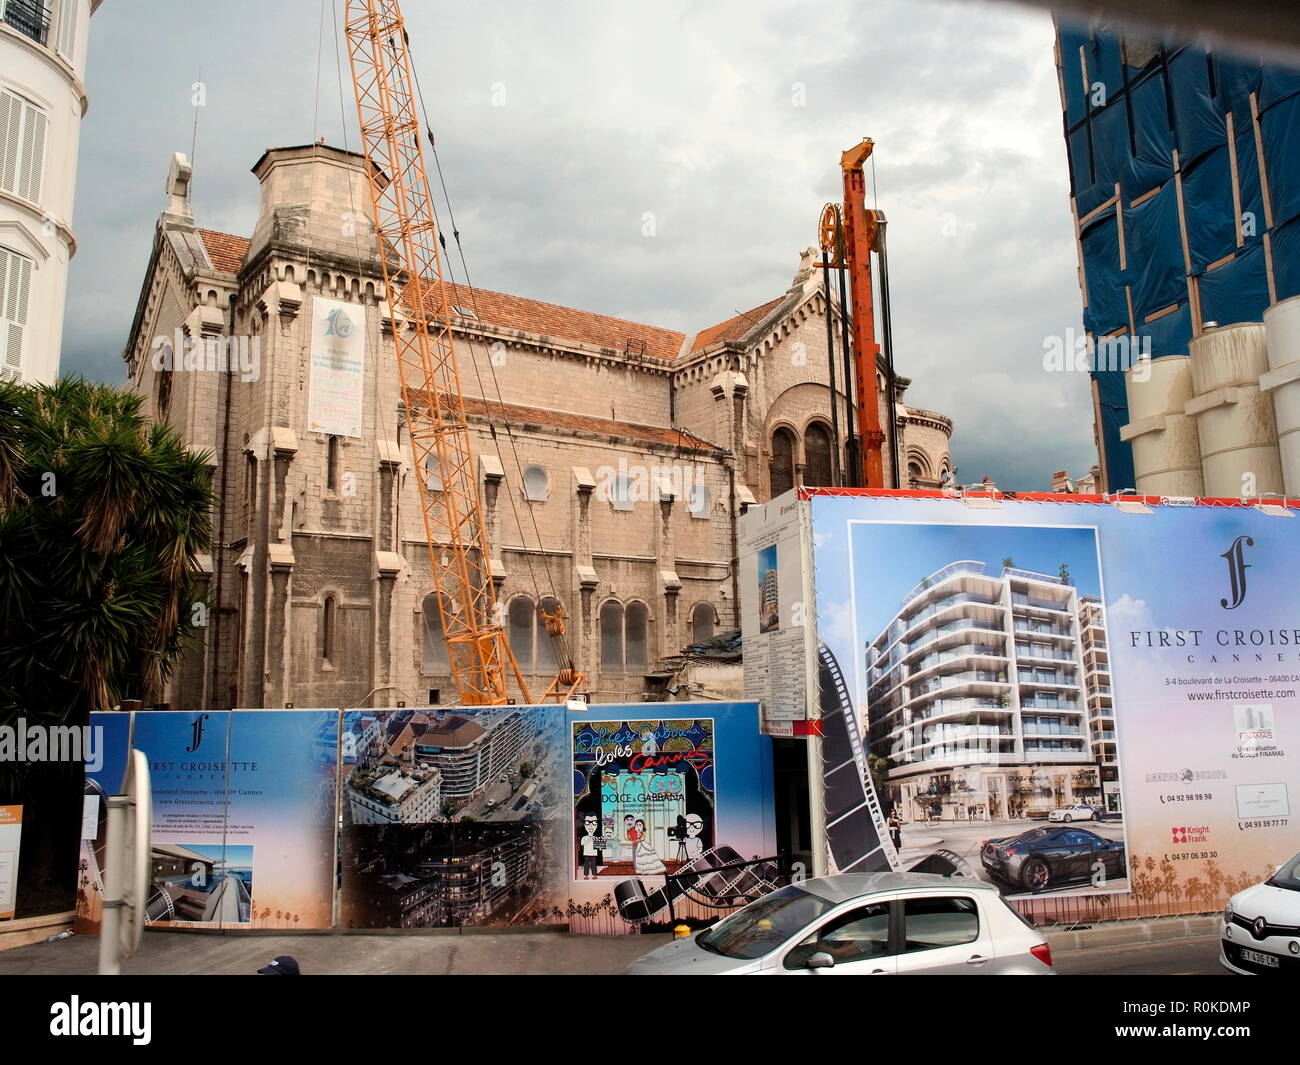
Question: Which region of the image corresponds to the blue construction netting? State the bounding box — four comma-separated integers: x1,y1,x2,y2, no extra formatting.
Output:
1136,301,1193,358
1058,20,1300,489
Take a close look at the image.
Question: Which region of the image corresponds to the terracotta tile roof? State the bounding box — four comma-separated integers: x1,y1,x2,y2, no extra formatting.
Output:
191,227,793,365
689,296,787,353
197,229,250,273
402,279,687,362
460,395,721,451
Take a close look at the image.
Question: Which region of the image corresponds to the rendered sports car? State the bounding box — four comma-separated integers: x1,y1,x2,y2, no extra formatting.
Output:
980,827,1126,893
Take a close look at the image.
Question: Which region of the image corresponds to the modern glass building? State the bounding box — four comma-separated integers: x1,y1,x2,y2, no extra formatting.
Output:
1055,21,1300,489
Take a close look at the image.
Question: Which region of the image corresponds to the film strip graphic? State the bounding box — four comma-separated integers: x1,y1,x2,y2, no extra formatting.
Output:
818,643,899,874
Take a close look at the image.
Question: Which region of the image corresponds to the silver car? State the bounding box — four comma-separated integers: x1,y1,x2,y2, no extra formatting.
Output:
625,872,1055,975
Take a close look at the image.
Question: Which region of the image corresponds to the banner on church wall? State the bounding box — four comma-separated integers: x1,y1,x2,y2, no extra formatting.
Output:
307,296,366,438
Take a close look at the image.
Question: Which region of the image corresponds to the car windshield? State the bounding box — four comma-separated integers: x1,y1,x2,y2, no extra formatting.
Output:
696,885,837,959
1266,852,1300,891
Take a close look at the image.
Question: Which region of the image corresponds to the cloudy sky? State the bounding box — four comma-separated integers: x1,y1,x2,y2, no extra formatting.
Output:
65,0,1099,490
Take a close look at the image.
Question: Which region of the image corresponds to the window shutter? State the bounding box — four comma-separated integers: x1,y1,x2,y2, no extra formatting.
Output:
0,91,47,203
0,93,19,196
57,0,79,60
19,103,46,202
1,248,32,380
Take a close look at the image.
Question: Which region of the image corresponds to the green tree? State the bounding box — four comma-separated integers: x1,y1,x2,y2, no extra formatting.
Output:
0,378,213,718
1001,556,1016,571
0,379,212,918
866,753,892,805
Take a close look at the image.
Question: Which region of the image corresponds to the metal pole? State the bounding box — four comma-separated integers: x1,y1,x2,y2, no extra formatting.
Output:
836,250,859,487
821,250,842,486
876,215,902,489
97,794,129,976
806,731,828,877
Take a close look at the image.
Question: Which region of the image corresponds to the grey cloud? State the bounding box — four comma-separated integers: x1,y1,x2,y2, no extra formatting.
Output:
63,0,1096,490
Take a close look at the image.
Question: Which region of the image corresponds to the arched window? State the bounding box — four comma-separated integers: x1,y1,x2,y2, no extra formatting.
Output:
508,596,535,674
537,596,561,674
322,595,337,664
805,422,834,487
625,602,649,669
770,428,795,497
421,593,450,673
907,461,923,487
423,451,443,492
691,602,716,644
522,463,549,502
600,601,625,670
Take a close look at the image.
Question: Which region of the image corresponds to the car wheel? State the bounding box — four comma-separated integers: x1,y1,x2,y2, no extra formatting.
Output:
1021,858,1051,893
1063,814,1072,822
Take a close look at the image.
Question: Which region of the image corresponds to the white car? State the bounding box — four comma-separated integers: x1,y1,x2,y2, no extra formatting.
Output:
1048,804,1101,823
625,872,1055,975
1220,850,1300,975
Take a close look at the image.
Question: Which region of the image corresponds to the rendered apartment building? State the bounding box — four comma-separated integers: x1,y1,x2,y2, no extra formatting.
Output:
865,561,1112,821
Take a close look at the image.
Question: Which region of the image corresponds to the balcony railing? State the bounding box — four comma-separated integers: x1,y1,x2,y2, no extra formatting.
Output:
908,697,1007,721
1011,593,1072,613
1004,567,1068,586
910,644,1005,675
2,0,51,45
899,561,991,606
1014,621,1073,637
904,615,1003,655
1018,670,1075,685
1015,644,1073,662
1021,698,1078,710
899,592,1001,635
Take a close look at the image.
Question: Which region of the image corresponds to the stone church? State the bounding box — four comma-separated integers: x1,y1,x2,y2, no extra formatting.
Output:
123,144,953,709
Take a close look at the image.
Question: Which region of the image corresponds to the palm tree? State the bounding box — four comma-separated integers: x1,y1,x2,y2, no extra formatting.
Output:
0,378,213,717
0,382,211,921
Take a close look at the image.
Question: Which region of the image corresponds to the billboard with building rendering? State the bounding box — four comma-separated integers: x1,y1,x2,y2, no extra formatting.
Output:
794,488,1299,913
79,702,771,935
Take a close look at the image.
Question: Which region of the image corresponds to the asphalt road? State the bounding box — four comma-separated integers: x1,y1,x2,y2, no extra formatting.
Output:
0,928,1228,975
1055,934,1225,975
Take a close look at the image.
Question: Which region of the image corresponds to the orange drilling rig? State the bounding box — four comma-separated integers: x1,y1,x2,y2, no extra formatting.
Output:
817,138,899,489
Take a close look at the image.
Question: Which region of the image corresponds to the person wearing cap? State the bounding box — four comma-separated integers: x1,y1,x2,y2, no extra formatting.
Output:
258,955,301,975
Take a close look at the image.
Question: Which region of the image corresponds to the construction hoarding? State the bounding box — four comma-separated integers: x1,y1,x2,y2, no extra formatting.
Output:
77,702,772,934
742,487,1299,914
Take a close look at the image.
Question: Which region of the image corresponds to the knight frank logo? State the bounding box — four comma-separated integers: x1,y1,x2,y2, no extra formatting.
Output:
1170,825,1210,844
1219,535,1254,610
186,713,209,753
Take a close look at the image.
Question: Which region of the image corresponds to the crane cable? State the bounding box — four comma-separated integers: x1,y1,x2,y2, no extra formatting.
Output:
401,28,578,674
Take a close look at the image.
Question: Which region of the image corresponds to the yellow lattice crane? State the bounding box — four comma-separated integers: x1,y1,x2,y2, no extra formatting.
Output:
344,0,584,705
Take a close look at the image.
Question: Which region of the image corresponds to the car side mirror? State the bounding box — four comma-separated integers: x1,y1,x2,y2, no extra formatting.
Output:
807,951,835,970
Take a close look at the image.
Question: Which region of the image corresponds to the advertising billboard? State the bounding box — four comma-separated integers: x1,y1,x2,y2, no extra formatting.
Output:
74,711,132,934
737,494,817,736
337,704,569,930
131,710,338,930
796,489,1299,911
566,703,778,933
78,702,773,935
